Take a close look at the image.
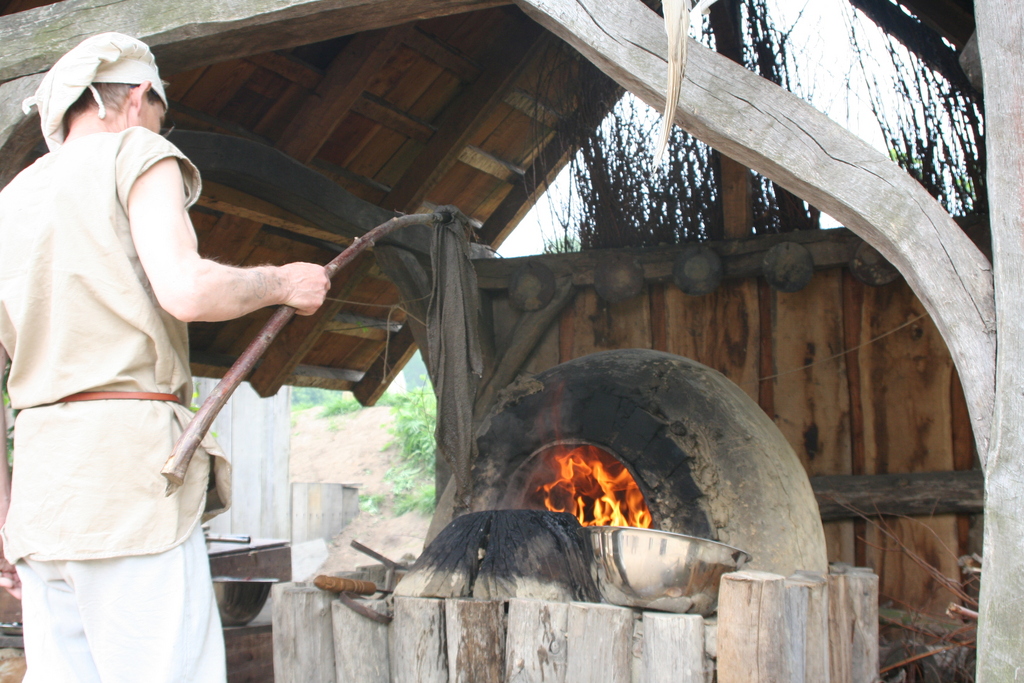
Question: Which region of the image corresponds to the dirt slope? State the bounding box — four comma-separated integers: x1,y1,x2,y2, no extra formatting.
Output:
290,406,431,572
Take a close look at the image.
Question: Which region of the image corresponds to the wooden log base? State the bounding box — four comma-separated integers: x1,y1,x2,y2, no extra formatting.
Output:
394,510,600,602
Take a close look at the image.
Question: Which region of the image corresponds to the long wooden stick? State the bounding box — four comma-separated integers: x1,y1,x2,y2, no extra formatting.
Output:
162,212,440,492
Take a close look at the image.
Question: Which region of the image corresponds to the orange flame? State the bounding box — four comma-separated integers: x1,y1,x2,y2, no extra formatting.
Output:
534,445,653,528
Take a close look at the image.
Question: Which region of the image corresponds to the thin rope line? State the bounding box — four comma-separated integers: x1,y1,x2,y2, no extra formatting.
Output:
747,312,928,386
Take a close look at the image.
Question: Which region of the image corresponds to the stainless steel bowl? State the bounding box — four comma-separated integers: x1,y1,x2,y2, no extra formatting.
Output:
586,527,751,615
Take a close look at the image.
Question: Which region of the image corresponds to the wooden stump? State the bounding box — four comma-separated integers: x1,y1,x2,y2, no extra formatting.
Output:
446,599,505,683
332,598,388,683
395,510,599,602
505,598,569,683
271,582,336,683
828,566,879,683
717,570,791,683
785,571,830,683
565,602,633,683
642,612,705,683
390,597,447,683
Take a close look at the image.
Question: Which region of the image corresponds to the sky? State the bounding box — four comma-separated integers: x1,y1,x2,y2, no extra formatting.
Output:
497,0,903,258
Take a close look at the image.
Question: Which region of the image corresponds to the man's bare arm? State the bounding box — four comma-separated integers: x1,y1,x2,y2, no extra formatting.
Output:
0,345,20,599
127,158,330,323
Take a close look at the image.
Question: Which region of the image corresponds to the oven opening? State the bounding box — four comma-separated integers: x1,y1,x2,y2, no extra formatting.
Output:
512,442,653,528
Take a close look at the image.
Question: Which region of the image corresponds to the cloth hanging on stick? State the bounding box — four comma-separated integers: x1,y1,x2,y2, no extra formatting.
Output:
425,207,483,515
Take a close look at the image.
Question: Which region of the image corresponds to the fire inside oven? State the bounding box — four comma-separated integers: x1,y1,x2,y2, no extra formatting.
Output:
514,441,653,529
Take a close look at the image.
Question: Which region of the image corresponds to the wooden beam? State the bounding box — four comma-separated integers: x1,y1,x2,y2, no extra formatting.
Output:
457,145,525,182
350,93,436,142
514,0,995,457
503,88,561,127
897,0,975,48
247,52,322,90
276,25,414,164
189,351,363,389
168,131,414,247
974,2,1024,678
323,312,403,341
381,13,546,213
848,0,978,95
403,27,482,83
168,101,273,145
351,324,418,405
195,181,336,240
810,470,984,521
474,227,863,289
0,0,509,83
0,73,41,189
478,64,621,247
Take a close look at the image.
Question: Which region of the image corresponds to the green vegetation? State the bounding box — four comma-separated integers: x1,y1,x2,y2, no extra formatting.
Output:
359,493,385,516
383,387,437,516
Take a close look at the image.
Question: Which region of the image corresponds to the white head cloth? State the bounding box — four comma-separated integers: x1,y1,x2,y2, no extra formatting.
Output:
21,32,168,152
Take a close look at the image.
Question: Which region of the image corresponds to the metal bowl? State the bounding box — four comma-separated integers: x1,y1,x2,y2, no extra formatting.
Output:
586,527,751,615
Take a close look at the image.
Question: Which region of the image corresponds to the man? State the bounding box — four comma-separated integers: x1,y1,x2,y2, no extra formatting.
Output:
0,33,330,681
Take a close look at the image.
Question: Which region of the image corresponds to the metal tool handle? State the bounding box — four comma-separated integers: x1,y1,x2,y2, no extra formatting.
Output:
161,212,440,493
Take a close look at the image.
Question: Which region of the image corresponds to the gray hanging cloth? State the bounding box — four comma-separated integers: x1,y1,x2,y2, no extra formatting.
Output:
425,206,483,515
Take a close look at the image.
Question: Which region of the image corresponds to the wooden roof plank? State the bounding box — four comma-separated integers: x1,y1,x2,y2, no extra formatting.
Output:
403,27,483,82
352,92,437,142
381,14,546,213
247,51,323,90
252,81,310,139
277,24,415,164
458,145,525,182
195,212,267,265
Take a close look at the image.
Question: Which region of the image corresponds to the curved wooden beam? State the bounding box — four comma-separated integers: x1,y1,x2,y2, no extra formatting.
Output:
0,0,506,82
0,74,42,189
166,130,431,253
515,0,996,457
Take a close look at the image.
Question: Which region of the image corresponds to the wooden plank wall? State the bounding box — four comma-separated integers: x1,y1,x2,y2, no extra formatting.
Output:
488,266,976,615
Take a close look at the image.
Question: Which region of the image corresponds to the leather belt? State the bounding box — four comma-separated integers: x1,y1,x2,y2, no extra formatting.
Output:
58,391,181,404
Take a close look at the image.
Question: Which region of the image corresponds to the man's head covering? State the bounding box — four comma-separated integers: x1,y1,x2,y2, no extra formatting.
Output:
22,32,168,152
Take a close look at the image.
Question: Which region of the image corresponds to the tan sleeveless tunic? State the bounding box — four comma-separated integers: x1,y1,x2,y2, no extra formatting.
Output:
0,127,230,562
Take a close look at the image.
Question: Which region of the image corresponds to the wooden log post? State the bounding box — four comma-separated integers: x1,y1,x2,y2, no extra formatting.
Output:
505,598,569,683
271,582,337,683
785,571,830,683
975,2,1024,679
717,570,791,683
827,566,878,683
332,598,389,683
642,612,705,683
445,599,505,683
565,602,633,683
390,596,447,683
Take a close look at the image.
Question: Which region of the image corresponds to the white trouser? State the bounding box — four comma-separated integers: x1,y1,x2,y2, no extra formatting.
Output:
16,525,225,683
